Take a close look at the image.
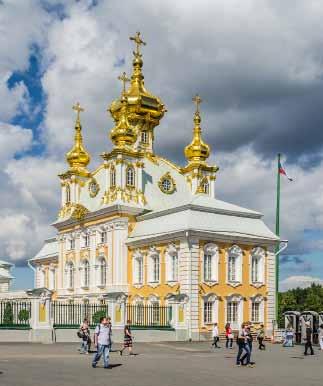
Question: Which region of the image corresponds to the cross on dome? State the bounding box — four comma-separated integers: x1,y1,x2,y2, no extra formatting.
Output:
72,102,84,122
129,31,146,54
118,72,130,94
192,94,202,113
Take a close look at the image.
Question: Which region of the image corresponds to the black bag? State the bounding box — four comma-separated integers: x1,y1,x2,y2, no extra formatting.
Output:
77,330,84,339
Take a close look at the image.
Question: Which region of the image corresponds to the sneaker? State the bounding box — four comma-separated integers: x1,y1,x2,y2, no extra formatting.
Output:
92,364,96,368
236,363,241,367
247,364,254,368
119,350,123,356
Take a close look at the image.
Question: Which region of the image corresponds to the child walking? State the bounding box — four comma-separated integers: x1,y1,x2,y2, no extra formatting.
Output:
120,320,134,356
211,323,220,348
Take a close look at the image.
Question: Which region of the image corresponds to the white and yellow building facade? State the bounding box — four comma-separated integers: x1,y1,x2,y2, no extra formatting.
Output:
29,32,278,339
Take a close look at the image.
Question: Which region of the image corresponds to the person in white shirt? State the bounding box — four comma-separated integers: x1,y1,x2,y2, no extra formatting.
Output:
211,323,220,348
318,324,323,350
92,317,112,369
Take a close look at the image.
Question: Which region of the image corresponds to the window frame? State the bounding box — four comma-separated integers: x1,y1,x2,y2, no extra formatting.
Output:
126,166,135,187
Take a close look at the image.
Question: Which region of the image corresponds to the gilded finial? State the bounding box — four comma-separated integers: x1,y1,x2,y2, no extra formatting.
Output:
118,72,130,95
184,95,210,164
192,94,202,113
130,31,146,55
72,102,84,124
66,102,90,174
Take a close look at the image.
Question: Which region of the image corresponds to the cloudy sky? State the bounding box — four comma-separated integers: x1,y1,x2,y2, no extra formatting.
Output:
1,0,323,291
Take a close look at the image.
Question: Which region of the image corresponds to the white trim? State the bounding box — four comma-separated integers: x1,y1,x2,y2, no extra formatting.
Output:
226,245,242,287
165,243,179,283
250,247,265,287
202,243,219,284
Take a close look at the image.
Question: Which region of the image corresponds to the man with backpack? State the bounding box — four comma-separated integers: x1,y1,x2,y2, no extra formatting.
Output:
92,316,112,369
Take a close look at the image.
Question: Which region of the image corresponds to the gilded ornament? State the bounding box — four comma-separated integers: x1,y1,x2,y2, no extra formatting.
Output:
158,172,176,194
88,178,100,198
65,102,91,177
71,204,89,221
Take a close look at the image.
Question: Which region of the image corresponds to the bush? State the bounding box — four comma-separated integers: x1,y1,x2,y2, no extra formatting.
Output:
92,310,106,325
18,309,30,322
3,302,14,325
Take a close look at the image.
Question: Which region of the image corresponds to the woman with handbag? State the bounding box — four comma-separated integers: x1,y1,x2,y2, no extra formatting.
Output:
225,323,234,349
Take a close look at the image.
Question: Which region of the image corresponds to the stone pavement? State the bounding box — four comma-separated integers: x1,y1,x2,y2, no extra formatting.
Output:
0,341,322,386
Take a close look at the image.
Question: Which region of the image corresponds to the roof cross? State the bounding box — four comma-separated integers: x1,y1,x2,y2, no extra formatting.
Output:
118,72,130,94
72,102,84,122
129,31,146,55
192,94,202,113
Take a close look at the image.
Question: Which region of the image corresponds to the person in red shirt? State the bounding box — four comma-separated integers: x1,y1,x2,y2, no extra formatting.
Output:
225,323,234,349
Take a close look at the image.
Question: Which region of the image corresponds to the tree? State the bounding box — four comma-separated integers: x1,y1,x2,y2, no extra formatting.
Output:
3,302,14,325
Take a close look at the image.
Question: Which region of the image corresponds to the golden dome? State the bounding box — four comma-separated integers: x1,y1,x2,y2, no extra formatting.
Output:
184,95,210,164
66,103,90,174
110,90,137,148
108,32,166,133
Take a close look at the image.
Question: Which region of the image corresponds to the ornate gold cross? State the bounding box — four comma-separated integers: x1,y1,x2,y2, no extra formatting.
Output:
129,31,146,54
118,72,130,93
72,102,84,121
192,94,202,113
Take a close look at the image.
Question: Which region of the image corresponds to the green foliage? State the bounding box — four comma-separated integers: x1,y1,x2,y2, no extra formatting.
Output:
18,309,30,322
92,310,106,325
279,284,323,323
3,302,14,325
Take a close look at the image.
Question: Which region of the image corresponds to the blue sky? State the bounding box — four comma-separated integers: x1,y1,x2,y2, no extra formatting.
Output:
2,0,323,292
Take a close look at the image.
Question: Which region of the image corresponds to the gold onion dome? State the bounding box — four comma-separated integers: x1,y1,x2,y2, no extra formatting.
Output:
110,72,137,148
109,32,165,125
66,102,91,172
184,95,210,164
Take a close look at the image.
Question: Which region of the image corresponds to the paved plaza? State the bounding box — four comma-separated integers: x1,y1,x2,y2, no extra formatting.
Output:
0,341,322,386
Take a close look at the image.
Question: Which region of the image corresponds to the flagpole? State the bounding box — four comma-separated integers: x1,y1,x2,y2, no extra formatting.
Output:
275,153,281,321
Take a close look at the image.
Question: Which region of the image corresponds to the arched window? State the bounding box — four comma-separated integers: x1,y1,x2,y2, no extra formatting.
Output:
148,248,160,283
250,247,265,285
98,258,107,287
66,262,74,289
110,165,116,187
202,178,209,194
148,295,160,325
49,268,56,290
126,166,135,187
227,245,242,284
203,244,218,282
203,294,218,325
250,295,264,323
82,260,90,288
226,294,243,329
166,244,178,282
66,184,71,203
133,253,144,285
141,131,148,144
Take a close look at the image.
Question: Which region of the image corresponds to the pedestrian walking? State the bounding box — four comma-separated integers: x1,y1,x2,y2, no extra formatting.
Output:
257,324,266,350
120,320,134,356
225,323,233,349
318,324,323,351
92,317,112,369
211,323,220,348
283,324,294,347
240,324,255,365
78,318,90,354
236,323,253,367
304,321,314,356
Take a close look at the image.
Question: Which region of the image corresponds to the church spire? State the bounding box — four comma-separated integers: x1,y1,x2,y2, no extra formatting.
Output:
110,72,137,149
107,32,165,155
184,95,210,165
66,102,90,175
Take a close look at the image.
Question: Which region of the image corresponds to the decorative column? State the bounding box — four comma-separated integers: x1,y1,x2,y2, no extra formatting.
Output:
179,235,200,341
266,246,276,336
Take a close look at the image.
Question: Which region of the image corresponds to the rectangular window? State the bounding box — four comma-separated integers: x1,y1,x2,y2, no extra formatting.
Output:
227,301,238,323
252,302,260,322
84,235,90,248
100,231,107,244
204,301,213,324
152,257,159,282
69,239,75,250
251,257,259,282
204,254,212,281
228,256,236,282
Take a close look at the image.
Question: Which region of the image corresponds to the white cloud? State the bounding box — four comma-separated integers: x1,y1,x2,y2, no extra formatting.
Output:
0,123,33,164
280,275,323,292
